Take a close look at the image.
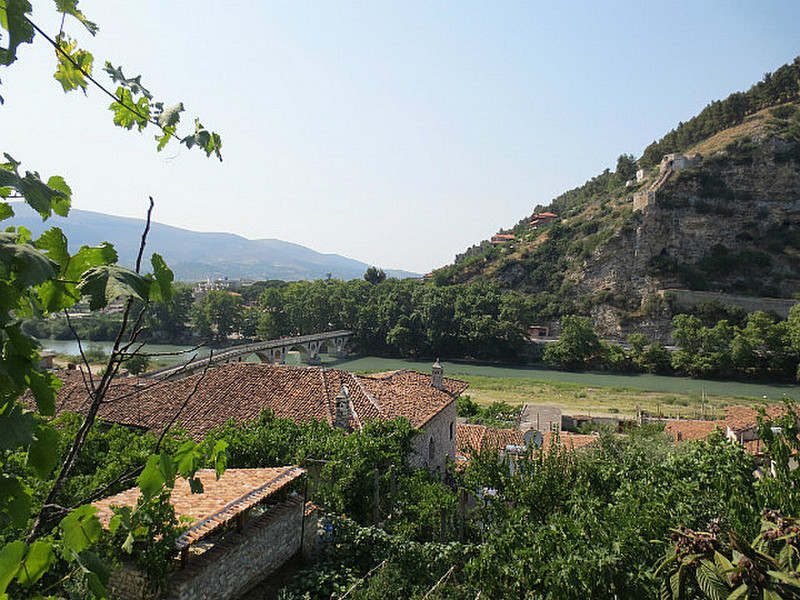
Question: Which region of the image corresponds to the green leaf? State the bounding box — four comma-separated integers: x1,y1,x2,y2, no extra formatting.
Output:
64,243,118,282
149,253,173,303
181,118,223,161
156,102,183,129
0,203,13,220
76,550,109,586
726,584,749,600
34,227,69,274
0,0,34,67
59,505,102,560
173,440,199,479
0,167,70,218
27,423,60,478
44,176,71,216
213,440,228,479
16,541,54,587
767,570,800,587
188,477,204,494
696,559,729,600
110,87,150,131
54,0,98,35
0,541,25,595
0,475,32,529
53,33,94,94
103,63,152,99
26,369,59,416
0,403,38,450
137,455,171,499
0,232,58,287
77,264,149,310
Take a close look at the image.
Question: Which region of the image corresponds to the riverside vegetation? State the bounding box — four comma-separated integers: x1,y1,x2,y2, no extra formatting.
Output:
5,4,800,599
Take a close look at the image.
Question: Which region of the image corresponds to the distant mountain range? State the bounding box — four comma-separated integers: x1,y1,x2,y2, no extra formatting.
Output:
7,205,418,282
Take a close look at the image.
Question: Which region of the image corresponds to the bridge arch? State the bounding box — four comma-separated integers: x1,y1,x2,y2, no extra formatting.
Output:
145,330,355,380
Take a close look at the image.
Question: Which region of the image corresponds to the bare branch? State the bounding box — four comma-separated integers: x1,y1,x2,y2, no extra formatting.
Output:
155,350,214,452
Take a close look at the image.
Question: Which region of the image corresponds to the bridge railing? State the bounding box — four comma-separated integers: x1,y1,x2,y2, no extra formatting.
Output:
144,330,354,380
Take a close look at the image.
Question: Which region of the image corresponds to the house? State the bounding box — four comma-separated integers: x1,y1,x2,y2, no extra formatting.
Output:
659,152,702,175
44,361,468,474
491,234,516,245
529,212,558,229
662,404,796,454
95,466,314,600
455,424,596,464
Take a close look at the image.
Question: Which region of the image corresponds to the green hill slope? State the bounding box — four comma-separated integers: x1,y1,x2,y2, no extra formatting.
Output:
436,59,800,339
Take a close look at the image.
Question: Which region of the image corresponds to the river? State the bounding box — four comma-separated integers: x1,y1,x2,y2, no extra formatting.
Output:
36,340,800,400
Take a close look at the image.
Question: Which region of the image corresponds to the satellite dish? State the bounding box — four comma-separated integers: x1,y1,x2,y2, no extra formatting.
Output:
524,429,543,449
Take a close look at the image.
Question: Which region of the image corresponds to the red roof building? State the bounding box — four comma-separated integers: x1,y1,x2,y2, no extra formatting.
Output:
43,362,468,473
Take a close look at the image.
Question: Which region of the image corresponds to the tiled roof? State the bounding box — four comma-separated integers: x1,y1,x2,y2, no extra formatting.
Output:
723,404,790,432
664,420,721,442
93,466,305,550
38,363,467,439
456,424,596,462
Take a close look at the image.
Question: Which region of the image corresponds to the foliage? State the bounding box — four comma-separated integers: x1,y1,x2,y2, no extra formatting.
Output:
543,315,605,368
0,2,224,597
363,266,387,285
190,289,244,341
639,57,800,167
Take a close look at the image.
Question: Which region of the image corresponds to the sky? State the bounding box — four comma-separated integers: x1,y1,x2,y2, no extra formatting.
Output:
1,1,800,274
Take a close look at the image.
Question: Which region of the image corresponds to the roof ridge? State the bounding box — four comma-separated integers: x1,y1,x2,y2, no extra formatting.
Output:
351,372,383,415
319,367,333,427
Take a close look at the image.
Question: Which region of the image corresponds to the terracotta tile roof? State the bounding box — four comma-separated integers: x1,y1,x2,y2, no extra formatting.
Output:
723,404,790,432
37,363,467,439
93,467,305,549
456,424,596,462
664,420,721,442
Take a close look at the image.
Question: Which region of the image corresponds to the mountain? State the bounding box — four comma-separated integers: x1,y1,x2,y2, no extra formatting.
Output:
437,59,800,339
6,206,418,282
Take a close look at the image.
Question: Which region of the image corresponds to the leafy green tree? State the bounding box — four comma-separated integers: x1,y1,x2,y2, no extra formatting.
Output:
191,289,244,341
543,315,604,368
123,353,150,375
364,266,387,285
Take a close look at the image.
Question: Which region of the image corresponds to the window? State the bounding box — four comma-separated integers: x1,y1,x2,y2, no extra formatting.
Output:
428,437,435,460
450,421,454,440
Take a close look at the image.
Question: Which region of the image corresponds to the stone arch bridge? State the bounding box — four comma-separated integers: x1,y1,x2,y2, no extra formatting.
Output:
145,330,354,380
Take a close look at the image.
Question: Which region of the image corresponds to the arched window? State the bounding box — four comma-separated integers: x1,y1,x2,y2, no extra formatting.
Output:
450,421,454,440
428,436,435,460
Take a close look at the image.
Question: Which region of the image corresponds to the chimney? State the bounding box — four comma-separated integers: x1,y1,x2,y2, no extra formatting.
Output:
334,385,352,431
431,359,444,391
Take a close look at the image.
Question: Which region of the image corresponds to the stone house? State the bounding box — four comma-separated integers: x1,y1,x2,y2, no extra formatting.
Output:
663,404,796,455
45,361,468,474
94,466,314,600
455,424,596,464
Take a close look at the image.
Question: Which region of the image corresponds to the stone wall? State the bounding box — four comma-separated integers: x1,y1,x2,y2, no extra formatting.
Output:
409,400,457,473
664,288,798,319
166,495,305,600
109,494,310,600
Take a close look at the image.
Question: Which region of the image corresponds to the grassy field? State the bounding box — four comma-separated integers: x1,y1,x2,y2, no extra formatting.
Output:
330,356,800,418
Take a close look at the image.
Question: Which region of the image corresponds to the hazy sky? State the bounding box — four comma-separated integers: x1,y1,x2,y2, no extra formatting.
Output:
2,1,799,273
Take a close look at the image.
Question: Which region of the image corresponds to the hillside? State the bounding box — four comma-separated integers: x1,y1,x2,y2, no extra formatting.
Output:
6,206,418,282
437,59,800,339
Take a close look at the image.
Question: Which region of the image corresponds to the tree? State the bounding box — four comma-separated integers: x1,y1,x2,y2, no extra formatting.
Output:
543,315,604,368
191,290,244,341
364,266,387,285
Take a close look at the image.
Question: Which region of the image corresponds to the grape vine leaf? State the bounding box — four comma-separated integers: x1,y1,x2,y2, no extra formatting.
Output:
53,33,93,94
77,264,150,310
0,0,34,67
16,540,54,586
54,0,98,35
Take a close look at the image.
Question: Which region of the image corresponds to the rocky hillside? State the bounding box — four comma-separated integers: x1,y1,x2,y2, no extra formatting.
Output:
436,61,800,340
